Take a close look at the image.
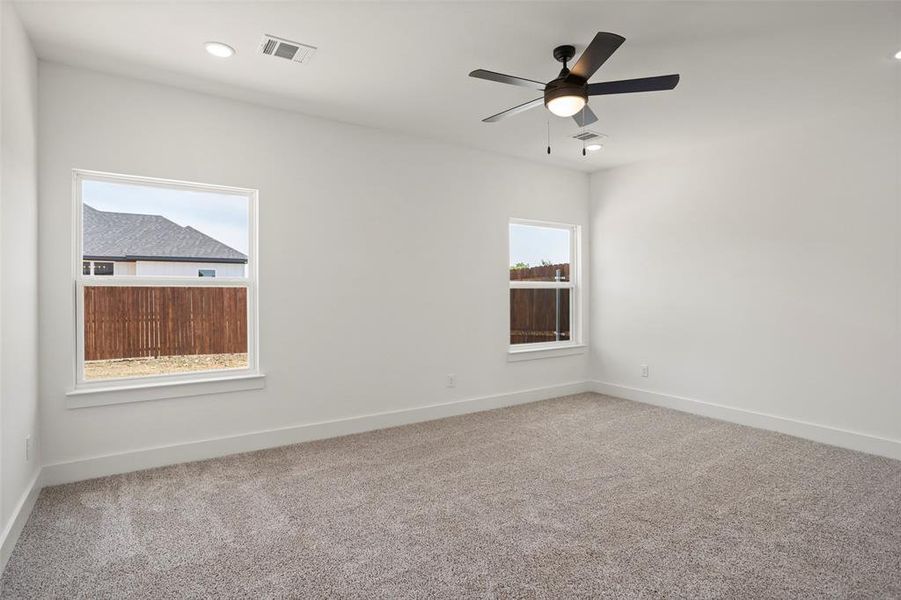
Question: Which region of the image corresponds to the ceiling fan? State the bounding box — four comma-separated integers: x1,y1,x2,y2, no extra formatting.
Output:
470,32,680,126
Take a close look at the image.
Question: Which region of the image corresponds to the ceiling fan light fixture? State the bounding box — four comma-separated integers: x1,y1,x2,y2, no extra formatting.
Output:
586,143,603,151
546,94,586,117
470,32,679,125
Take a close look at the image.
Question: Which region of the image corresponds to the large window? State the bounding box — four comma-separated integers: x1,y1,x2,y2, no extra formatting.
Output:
509,219,579,350
73,170,258,388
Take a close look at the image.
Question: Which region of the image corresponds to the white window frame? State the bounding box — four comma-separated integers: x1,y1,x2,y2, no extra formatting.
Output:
69,169,262,405
508,218,584,359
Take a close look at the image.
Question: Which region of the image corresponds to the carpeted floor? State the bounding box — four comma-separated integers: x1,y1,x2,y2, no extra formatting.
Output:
2,393,900,599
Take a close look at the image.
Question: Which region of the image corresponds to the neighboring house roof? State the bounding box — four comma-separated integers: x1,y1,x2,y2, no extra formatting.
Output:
83,204,247,263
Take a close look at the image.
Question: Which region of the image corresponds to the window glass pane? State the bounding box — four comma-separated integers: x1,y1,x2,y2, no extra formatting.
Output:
83,286,248,380
510,288,571,345
81,179,249,278
93,262,114,276
509,223,570,281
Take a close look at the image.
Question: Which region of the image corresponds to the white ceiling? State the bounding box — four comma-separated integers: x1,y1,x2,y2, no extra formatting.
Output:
14,1,901,172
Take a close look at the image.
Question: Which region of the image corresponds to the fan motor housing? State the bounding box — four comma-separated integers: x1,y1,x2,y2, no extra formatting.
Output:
543,77,587,108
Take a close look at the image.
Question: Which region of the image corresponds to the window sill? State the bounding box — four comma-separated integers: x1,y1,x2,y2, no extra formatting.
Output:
507,344,587,362
66,373,266,409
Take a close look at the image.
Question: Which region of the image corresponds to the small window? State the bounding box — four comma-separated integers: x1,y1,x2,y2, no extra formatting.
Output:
82,261,114,276
93,262,114,276
75,170,258,388
509,219,579,348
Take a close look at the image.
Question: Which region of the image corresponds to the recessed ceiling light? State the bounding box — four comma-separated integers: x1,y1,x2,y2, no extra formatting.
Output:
895,50,901,60
586,143,603,152
205,42,235,58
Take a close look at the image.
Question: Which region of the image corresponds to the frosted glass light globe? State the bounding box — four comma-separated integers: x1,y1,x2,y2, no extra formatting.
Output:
546,95,586,117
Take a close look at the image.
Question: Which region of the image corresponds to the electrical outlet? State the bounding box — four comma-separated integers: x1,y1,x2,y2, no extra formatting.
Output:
446,374,456,388
25,435,31,461
640,364,649,378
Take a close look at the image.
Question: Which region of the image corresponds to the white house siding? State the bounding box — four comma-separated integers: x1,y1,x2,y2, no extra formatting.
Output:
112,261,135,275
134,261,245,277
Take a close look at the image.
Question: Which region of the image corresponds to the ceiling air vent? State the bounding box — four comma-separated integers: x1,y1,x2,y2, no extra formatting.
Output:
259,35,317,64
572,130,607,142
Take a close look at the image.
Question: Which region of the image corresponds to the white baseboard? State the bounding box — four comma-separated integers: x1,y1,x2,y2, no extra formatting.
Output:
42,381,593,486
591,380,901,461
0,470,42,573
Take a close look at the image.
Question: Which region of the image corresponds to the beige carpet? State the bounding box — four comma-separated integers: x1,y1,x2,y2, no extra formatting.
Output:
2,393,900,599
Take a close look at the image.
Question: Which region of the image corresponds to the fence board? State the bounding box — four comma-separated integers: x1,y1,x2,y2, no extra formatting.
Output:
84,286,247,361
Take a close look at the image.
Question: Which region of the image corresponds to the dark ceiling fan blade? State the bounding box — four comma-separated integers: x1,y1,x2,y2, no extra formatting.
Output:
572,105,598,127
587,74,680,96
569,32,626,81
482,98,544,123
469,69,546,91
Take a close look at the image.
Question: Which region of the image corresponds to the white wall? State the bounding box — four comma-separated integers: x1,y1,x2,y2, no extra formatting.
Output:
0,1,40,537
110,261,135,276
590,97,901,447
91,260,245,277
38,63,589,468
134,261,245,277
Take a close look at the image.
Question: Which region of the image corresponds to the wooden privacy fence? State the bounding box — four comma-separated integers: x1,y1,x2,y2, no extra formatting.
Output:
509,263,570,282
510,263,571,345
83,286,247,361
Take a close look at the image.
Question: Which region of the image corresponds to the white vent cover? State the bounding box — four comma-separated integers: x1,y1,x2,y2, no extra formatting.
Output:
572,130,607,142
259,34,317,64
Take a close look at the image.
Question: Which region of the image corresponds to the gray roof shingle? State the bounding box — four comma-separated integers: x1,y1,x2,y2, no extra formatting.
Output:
83,204,247,263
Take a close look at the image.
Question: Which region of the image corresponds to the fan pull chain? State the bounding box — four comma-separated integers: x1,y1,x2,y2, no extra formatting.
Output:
581,107,587,156
546,120,551,155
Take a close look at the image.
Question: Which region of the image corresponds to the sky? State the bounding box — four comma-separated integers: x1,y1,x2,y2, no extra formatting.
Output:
509,223,570,267
82,180,249,254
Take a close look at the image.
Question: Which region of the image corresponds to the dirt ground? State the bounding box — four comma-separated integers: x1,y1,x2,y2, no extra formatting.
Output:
85,353,248,380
